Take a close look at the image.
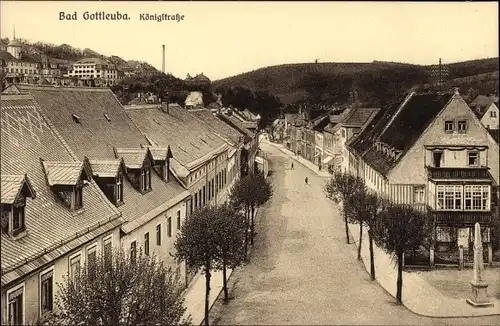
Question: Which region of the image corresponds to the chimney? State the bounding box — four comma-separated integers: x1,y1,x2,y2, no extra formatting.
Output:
162,45,165,74
453,87,460,96
161,101,169,114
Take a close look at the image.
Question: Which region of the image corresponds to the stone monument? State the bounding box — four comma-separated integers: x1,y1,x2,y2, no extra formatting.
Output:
466,222,494,308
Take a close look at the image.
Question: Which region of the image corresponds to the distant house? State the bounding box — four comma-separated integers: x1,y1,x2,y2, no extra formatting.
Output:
470,95,499,130
185,73,211,88
184,91,204,109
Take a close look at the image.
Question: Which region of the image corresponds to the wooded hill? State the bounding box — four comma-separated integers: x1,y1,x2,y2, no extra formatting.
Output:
213,58,499,106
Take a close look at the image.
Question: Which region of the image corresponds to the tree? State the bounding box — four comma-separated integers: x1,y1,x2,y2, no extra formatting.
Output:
229,173,273,249
324,171,363,244
173,205,221,326
371,204,432,304
344,183,371,261
213,205,247,301
43,249,189,326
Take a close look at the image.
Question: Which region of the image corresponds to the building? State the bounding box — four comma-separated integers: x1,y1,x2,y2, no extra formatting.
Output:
1,94,124,325
470,95,499,130
0,38,63,86
217,112,260,176
66,57,124,87
185,73,211,87
338,107,380,172
6,84,191,286
346,89,499,265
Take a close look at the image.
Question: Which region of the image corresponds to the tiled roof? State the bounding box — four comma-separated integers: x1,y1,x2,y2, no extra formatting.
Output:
379,93,453,151
471,95,494,108
312,116,330,131
114,147,150,169
75,57,111,65
0,51,16,61
14,86,189,230
189,109,244,146
41,161,85,186
124,104,228,169
1,95,121,280
343,108,381,127
349,91,454,176
488,128,500,144
15,85,148,160
1,174,36,204
216,114,255,139
89,159,123,178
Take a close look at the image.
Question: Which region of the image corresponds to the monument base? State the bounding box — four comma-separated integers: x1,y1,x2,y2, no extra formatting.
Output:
466,280,494,308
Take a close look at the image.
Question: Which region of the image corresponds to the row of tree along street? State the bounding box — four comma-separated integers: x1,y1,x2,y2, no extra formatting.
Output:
325,172,432,305
37,172,272,326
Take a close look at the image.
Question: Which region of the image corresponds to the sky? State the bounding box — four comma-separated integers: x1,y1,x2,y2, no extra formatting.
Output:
1,1,498,81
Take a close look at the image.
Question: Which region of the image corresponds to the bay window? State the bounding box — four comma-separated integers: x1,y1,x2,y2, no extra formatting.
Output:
464,185,490,211
436,185,490,211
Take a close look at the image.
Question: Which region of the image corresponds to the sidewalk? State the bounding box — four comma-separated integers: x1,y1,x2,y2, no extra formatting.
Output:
182,268,233,325
263,140,331,178
265,141,500,318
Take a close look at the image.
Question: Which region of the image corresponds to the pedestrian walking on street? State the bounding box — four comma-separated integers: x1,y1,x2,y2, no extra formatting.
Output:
291,162,294,170
305,177,308,185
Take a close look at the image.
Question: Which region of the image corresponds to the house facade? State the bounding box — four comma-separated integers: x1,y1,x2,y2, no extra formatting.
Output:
347,90,499,265
1,94,123,325
470,95,499,130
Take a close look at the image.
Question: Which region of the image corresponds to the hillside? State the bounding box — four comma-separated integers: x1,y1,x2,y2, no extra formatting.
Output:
213,58,499,105
1,38,159,74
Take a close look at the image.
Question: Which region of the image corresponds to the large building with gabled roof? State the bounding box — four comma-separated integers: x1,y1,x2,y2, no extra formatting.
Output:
3,84,192,290
1,94,124,325
346,89,499,265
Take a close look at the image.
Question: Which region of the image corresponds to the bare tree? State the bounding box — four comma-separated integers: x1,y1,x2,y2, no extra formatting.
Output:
371,204,432,304
42,250,189,326
324,171,363,244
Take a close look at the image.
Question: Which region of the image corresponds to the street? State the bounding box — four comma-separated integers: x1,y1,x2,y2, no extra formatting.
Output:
209,142,499,325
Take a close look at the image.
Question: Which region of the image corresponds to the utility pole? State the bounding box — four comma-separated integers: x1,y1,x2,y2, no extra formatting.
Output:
429,58,449,91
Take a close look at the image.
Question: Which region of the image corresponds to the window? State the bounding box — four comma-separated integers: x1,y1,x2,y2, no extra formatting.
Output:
177,210,181,230
141,168,151,191
40,269,53,312
87,245,97,275
491,110,497,118
444,120,454,132
457,120,468,133
103,236,112,264
203,186,206,206
464,185,490,211
144,232,150,256
167,216,172,237
156,224,161,245
73,186,83,210
433,151,443,167
208,181,211,199
212,178,215,196
341,129,346,138
7,285,24,326
194,192,198,208
116,175,123,203
437,185,462,210
413,186,425,204
69,254,81,278
130,241,137,262
467,151,479,167
12,201,26,234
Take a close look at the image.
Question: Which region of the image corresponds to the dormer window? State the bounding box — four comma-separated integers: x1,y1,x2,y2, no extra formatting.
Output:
114,147,154,194
41,160,89,211
1,174,36,237
457,120,468,133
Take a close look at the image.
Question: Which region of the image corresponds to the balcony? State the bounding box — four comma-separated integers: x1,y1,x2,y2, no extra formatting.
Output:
426,166,491,180
428,208,492,226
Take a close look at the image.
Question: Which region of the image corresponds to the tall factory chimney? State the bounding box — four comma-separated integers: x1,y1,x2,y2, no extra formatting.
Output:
162,45,165,74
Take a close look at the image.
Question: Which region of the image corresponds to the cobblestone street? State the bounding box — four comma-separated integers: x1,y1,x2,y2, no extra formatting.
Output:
209,143,500,325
